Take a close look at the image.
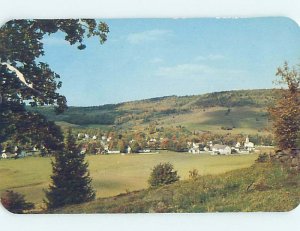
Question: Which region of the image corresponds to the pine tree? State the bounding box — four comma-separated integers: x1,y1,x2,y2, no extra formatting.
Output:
1,190,35,214
45,129,95,209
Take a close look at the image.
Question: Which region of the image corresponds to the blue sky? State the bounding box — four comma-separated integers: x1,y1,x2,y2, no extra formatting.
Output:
40,17,300,106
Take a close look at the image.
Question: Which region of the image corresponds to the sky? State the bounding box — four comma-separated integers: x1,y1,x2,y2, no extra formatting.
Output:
39,17,300,106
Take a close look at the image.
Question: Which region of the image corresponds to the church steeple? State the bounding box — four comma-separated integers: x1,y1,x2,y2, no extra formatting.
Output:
245,136,249,144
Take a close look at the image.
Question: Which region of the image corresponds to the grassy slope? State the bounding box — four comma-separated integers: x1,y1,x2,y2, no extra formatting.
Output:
53,163,300,213
27,89,277,133
156,106,269,135
0,152,258,207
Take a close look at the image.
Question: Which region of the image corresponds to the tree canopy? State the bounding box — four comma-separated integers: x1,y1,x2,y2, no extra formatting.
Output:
0,19,109,151
148,162,180,187
269,62,300,150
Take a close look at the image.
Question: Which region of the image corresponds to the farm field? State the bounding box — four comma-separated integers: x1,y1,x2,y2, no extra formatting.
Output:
0,151,258,208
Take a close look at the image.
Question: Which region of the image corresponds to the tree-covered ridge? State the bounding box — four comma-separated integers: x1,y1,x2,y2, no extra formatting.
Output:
28,89,278,127
192,89,280,108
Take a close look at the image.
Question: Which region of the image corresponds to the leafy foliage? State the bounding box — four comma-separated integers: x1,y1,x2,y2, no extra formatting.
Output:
269,62,300,149
44,130,95,209
0,19,109,150
148,162,180,187
1,190,34,214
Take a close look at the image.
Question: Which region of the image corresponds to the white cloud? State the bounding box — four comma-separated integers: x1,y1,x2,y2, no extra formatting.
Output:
195,54,225,61
127,29,172,44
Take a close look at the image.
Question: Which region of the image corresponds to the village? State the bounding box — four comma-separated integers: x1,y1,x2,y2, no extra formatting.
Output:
1,132,256,159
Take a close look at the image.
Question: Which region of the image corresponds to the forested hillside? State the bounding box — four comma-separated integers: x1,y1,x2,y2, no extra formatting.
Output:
28,89,279,133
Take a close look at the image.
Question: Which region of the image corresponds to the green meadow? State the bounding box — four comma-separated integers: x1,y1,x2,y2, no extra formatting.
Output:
0,151,258,207
55,162,300,213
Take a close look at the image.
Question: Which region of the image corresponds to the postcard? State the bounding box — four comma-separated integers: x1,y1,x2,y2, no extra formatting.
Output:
0,17,299,214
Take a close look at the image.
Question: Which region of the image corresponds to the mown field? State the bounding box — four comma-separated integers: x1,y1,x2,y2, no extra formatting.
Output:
0,151,258,208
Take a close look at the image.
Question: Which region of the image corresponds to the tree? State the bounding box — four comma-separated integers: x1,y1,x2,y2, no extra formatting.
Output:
148,162,180,187
0,19,109,151
44,129,95,209
130,141,141,153
1,190,34,214
268,62,300,150
175,138,187,152
117,139,127,153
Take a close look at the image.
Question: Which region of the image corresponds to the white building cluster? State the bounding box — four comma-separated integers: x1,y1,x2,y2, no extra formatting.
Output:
188,136,255,155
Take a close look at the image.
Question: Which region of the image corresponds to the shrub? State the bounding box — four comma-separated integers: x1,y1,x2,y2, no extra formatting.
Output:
1,190,34,214
255,153,269,163
189,169,199,180
253,177,271,191
148,162,180,187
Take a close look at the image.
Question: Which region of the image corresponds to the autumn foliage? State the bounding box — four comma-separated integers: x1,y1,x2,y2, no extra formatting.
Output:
269,62,300,150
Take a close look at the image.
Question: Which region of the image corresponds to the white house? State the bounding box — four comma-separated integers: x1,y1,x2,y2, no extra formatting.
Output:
103,145,109,151
244,136,255,152
127,146,132,154
203,146,210,152
138,149,151,153
92,135,97,140
1,153,7,159
107,150,120,154
212,144,231,155
235,142,241,148
1,152,17,159
188,142,201,154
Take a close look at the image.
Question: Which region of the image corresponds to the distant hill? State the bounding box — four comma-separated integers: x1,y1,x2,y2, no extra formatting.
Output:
27,89,280,134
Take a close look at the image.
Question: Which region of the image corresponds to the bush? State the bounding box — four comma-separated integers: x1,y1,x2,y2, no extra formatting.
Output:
255,153,269,163
189,169,199,180
1,190,34,214
148,162,180,187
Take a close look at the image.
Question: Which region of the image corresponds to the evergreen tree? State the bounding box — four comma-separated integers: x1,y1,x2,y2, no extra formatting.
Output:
1,190,34,214
45,130,95,209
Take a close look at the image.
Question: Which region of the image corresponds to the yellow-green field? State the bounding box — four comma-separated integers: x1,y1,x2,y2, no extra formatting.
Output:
0,151,258,207
149,107,270,135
